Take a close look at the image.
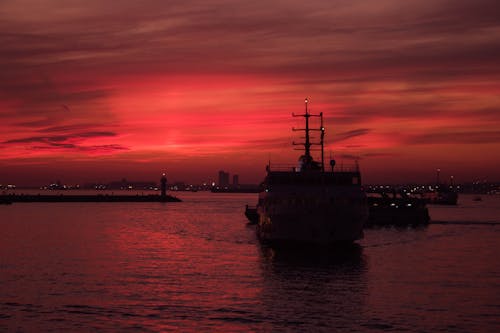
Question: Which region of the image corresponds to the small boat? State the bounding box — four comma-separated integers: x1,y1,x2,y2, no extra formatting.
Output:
366,192,430,227
422,172,459,205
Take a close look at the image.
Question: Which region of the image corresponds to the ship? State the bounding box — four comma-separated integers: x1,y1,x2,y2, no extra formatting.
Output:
423,185,458,205
422,171,458,205
366,191,430,227
254,99,368,244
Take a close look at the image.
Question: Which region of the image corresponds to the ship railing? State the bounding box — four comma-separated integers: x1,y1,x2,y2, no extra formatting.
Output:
267,163,360,172
332,164,360,172
267,164,299,172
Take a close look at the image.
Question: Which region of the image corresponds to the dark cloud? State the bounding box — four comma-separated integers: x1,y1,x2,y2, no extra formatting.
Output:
30,144,129,152
2,131,128,153
334,129,371,142
81,144,129,152
409,130,500,145
1,0,499,77
461,108,500,122
363,152,399,158
337,154,360,160
13,118,56,128
1,0,499,108
336,152,398,160
39,124,109,133
3,132,117,145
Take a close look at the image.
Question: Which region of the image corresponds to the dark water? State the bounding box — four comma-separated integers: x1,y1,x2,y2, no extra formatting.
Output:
1,193,499,332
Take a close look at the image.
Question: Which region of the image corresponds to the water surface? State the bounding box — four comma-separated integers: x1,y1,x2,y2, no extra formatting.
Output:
1,193,499,332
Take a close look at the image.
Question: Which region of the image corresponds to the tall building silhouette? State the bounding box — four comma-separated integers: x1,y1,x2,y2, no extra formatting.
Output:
218,170,230,187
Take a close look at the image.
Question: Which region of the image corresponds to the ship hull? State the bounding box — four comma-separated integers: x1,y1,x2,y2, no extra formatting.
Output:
257,191,368,244
365,196,430,227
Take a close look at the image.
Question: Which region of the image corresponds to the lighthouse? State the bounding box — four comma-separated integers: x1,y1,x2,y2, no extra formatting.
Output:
160,173,167,197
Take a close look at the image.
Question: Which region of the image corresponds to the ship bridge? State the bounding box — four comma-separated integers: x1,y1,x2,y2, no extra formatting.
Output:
265,168,361,186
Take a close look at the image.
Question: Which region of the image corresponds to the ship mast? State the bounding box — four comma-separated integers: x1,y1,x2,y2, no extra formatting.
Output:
304,98,311,158
293,98,325,171
320,111,325,172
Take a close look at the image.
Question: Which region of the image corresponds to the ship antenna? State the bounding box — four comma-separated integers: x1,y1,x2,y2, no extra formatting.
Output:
320,112,324,172
292,97,324,171
304,97,311,159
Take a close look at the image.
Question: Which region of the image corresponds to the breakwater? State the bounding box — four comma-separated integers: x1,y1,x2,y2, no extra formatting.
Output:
1,193,181,203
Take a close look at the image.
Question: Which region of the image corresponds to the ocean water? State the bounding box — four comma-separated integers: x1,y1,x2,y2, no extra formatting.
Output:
1,193,499,332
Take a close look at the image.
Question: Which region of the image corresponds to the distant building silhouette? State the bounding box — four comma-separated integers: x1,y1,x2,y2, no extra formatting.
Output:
233,174,239,187
218,170,230,187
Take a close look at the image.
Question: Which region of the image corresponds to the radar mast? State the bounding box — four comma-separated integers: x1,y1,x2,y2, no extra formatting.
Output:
292,98,325,171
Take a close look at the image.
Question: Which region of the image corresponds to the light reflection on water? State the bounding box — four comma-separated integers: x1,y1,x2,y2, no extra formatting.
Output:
0,193,499,332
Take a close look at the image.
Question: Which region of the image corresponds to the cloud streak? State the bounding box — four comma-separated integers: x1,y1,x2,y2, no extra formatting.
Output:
2,131,128,154
334,129,371,142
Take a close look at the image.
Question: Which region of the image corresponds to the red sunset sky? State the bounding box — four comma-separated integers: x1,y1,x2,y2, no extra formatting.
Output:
1,0,500,186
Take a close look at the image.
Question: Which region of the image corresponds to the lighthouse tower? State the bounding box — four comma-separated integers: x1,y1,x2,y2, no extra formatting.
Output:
160,173,167,197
